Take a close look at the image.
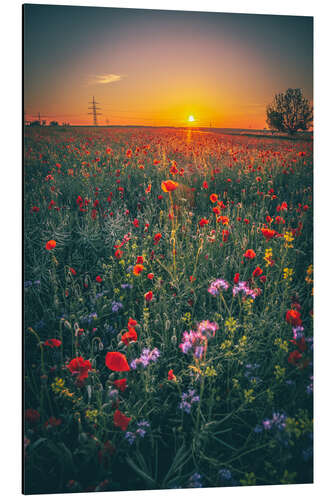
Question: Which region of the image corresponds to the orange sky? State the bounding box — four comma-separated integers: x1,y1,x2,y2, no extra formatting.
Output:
24,6,313,129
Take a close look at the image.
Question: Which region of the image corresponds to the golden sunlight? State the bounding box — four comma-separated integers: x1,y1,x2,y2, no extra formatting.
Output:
188,115,195,122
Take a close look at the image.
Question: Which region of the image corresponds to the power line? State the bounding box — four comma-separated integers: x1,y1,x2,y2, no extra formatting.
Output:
88,96,102,126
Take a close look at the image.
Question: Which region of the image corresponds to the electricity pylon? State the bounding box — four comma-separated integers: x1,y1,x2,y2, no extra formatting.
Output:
88,96,101,126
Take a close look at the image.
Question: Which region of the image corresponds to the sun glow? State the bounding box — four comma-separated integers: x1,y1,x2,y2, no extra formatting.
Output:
188,115,195,122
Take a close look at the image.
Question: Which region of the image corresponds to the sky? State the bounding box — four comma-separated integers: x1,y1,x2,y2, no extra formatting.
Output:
24,4,313,128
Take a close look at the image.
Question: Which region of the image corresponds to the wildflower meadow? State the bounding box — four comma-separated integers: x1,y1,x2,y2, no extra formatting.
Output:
24,126,313,494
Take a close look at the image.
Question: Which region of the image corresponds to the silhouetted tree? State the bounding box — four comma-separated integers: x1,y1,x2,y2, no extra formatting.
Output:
266,88,313,135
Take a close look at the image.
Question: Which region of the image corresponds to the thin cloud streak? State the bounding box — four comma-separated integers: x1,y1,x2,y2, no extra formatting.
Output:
87,74,125,85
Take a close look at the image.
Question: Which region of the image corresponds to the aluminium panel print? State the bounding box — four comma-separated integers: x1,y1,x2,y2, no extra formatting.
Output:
23,3,313,495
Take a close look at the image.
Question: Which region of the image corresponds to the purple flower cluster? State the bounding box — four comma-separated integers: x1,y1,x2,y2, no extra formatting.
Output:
24,280,41,288
254,412,289,446
125,420,150,445
208,279,229,296
292,326,304,340
121,283,133,289
232,281,258,299
81,311,98,324
244,363,262,384
111,301,123,313
218,468,238,486
262,412,287,431
179,320,218,359
188,472,203,488
130,348,160,369
179,389,200,414
197,320,219,337
255,412,288,436
219,468,232,482
208,277,259,300
93,291,107,301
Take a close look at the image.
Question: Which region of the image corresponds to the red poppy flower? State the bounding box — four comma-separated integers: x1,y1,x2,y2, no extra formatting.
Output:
105,352,130,372
154,233,162,244
260,275,267,283
114,249,123,259
25,408,40,423
136,256,144,264
252,266,263,278
218,216,229,225
243,249,256,259
67,356,92,383
266,215,273,224
121,328,138,345
288,350,302,366
44,338,62,348
261,228,276,241
199,218,209,227
31,206,40,213
69,267,77,276
45,239,56,250
286,309,302,327
76,195,83,206
113,409,131,431
96,275,103,283
133,218,139,228
161,180,178,192
113,378,127,392
168,369,177,381
127,317,137,328
202,181,208,189
222,229,229,242
147,273,154,280
290,336,307,353
234,273,240,284
45,417,62,428
210,193,218,203
275,216,285,225
133,264,144,276
169,163,179,175
144,291,153,302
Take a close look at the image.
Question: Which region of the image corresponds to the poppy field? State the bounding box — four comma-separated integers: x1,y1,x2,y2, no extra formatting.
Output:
24,126,313,494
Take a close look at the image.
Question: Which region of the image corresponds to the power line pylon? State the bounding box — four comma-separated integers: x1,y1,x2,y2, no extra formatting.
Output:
88,96,102,126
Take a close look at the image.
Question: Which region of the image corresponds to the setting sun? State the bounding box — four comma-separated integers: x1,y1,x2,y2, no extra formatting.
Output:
188,115,195,122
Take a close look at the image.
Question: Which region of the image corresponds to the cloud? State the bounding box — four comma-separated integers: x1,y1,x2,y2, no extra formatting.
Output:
88,74,125,85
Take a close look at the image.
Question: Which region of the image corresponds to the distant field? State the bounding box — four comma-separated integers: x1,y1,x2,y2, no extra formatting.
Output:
24,126,313,494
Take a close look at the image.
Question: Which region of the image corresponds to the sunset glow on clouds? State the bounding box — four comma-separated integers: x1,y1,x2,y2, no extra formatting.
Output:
88,74,125,85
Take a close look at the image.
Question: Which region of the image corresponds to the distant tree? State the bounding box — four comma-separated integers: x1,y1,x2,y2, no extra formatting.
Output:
49,121,59,127
266,88,313,135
